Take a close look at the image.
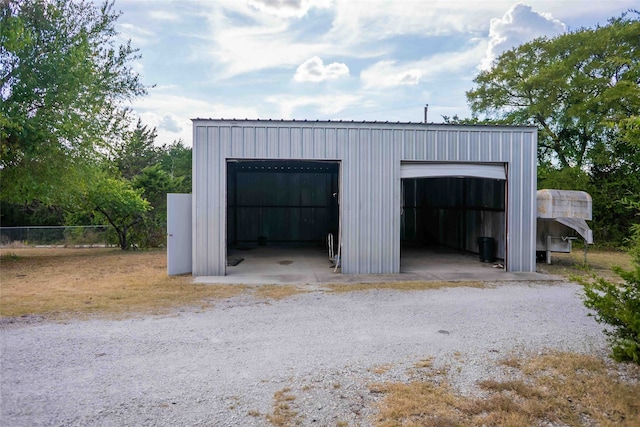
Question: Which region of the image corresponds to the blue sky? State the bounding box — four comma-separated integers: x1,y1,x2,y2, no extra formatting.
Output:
114,0,638,147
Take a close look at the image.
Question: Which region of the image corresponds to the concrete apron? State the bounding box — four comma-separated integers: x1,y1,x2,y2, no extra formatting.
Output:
194,246,560,285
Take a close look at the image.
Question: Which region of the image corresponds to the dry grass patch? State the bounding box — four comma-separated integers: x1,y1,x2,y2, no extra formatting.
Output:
498,355,522,369
266,387,301,426
327,281,486,293
370,364,395,375
373,351,640,427
372,380,464,427
0,247,246,319
414,357,434,369
253,284,311,301
539,249,633,282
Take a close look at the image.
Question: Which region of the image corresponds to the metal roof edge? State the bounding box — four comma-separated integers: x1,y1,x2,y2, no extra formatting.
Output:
190,118,537,128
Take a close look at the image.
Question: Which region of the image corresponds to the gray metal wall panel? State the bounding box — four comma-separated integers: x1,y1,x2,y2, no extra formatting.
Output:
191,120,537,275
502,130,537,272
211,127,228,275
523,131,537,271
192,126,207,275
194,126,209,275
340,127,399,273
222,125,345,161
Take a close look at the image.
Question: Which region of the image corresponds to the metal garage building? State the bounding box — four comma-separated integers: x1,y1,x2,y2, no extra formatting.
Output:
173,119,537,276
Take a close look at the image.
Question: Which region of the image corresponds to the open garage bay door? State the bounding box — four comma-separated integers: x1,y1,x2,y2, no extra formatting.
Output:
400,162,507,264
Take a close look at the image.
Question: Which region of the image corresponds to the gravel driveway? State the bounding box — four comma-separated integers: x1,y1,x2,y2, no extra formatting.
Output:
1,281,607,426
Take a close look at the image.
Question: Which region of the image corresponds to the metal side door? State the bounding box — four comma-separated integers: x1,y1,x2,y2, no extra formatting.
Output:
167,193,192,275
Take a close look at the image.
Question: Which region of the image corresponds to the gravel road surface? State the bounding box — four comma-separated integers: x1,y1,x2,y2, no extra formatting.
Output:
1,281,607,426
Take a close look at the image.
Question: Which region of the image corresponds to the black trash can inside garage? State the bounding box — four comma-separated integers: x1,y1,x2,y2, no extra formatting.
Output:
478,237,495,263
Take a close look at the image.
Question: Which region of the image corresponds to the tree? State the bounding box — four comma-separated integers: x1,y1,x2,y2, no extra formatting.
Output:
133,164,184,210
441,115,504,125
106,130,191,247
112,119,160,180
158,140,192,193
82,175,151,250
467,13,640,169
467,13,640,242
0,0,146,205
0,200,64,226
619,116,640,144
583,211,640,364
131,164,184,247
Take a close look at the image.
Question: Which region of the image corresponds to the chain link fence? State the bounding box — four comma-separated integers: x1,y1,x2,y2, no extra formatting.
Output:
0,226,118,248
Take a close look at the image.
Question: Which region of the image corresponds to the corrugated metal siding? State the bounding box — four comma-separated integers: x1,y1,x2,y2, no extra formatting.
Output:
340,127,401,273
192,120,537,275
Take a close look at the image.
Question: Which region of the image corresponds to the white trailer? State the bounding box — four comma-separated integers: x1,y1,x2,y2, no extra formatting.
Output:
536,189,593,264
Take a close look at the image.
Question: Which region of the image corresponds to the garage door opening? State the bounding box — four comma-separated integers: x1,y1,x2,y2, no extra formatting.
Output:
400,163,506,272
226,159,340,273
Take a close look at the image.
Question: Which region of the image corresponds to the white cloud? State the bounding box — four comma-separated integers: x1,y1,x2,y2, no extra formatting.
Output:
149,10,180,21
266,93,363,118
210,27,331,78
131,61,144,74
480,3,566,70
113,0,637,132
328,0,626,44
198,0,438,80
158,114,182,133
129,92,260,146
248,0,332,18
361,61,421,88
294,57,349,82
197,0,512,80
133,0,636,81
328,0,509,45
360,42,486,89
118,23,155,46
196,0,331,78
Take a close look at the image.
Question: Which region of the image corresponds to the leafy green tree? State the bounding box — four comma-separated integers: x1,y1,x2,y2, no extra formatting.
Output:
82,175,151,250
131,164,184,247
583,210,640,364
106,129,191,247
112,119,160,180
158,140,192,193
0,200,64,226
467,13,640,169
441,115,504,125
620,116,640,143
0,0,146,205
537,166,593,193
133,164,183,210
467,13,640,242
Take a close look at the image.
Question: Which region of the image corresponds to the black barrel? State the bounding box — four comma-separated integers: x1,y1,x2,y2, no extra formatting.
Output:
477,237,495,263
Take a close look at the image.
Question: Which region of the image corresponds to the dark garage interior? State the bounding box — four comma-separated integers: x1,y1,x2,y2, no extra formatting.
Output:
400,177,506,264
226,160,340,249
224,161,506,272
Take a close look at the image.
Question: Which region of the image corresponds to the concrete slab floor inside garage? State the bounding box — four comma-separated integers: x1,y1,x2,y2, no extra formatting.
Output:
193,245,558,285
